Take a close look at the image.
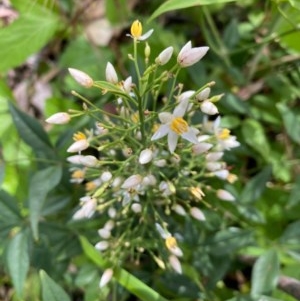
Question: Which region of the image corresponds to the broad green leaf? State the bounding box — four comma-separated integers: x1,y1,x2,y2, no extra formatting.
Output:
0,189,21,222
241,119,270,160
148,0,237,22
287,175,300,208
8,102,57,161
251,249,280,296
277,103,300,144
0,2,60,72
6,230,30,297
279,220,300,245
29,165,62,240
80,236,169,301
240,166,272,203
40,270,70,301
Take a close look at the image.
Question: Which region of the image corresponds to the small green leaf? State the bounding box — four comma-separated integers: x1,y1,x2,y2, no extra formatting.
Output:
80,236,169,301
277,103,300,144
287,176,300,208
8,102,56,161
0,189,21,226
29,165,62,240
40,270,71,301
241,119,270,160
6,230,30,297
251,249,280,297
0,2,59,72
240,166,272,203
148,0,237,22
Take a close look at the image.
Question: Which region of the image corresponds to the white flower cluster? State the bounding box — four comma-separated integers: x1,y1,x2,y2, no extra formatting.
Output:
46,20,240,285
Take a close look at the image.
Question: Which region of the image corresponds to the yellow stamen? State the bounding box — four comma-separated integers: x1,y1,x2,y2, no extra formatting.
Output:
170,117,188,135
72,170,85,179
190,187,205,200
131,20,142,38
227,173,238,183
165,236,177,250
73,131,87,141
85,181,97,191
218,128,230,140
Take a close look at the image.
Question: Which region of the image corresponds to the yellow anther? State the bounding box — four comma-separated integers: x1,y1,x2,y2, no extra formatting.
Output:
218,128,230,140
131,20,142,38
190,187,205,200
73,131,87,141
85,181,97,191
165,236,177,250
170,117,188,135
71,170,85,179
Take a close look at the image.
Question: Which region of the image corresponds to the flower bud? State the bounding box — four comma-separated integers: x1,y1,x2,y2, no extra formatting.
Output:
121,174,142,189
169,255,182,274
68,68,93,88
131,203,142,213
80,155,98,167
196,87,211,101
99,268,113,288
105,62,118,84
144,42,151,59
46,112,71,124
101,171,112,182
155,46,173,65
200,100,219,115
139,148,153,164
205,152,224,162
98,228,111,239
190,207,206,221
216,189,235,201
172,204,186,216
130,20,142,38
192,142,213,155
95,241,109,251
67,139,89,153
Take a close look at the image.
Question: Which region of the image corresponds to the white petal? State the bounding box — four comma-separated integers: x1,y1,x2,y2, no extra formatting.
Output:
178,90,195,103
181,128,199,144
138,29,154,41
178,41,192,59
156,46,173,65
168,131,179,153
169,255,182,274
196,87,211,101
105,62,118,84
151,124,170,141
173,98,189,117
155,223,170,239
158,112,173,123
67,140,89,153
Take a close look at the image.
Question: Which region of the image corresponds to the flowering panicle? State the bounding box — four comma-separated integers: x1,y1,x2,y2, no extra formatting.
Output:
47,20,240,282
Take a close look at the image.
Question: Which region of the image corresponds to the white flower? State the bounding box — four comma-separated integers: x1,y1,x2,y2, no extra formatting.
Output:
121,174,142,189
151,98,198,153
216,189,235,202
139,148,153,164
190,207,206,221
169,255,182,274
177,41,209,67
73,197,97,219
68,68,94,88
99,268,113,288
127,20,153,41
200,100,219,115
155,46,173,65
105,62,118,84
46,112,70,124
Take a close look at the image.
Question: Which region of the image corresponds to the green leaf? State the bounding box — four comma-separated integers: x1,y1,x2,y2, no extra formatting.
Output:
148,0,237,22
287,176,300,208
8,102,57,161
6,230,30,297
40,270,71,301
240,166,272,203
29,165,62,240
241,119,270,160
279,220,300,245
105,0,128,24
80,236,169,301
251,249,280,296
277,103,300,144
0,1,60,72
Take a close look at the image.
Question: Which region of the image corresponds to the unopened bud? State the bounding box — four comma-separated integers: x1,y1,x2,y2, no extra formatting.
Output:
68,68,94,88
46,112,71,124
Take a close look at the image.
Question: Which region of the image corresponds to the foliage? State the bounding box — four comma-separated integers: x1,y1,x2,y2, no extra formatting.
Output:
0,0,300,301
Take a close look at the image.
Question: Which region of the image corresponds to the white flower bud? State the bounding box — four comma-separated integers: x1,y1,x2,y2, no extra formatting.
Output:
205,152,224,162
98,228,111,239
67,140,89,153
67,155,85,164
105,62,118,84
190,207,206,221
169,255,182,274
206,162,223,171
154,159,167,167
196,87,211,101
213,169,229,180
121,174,142,189
216,189,235,201
131,203,142,213
99,268,113,288
177,41,209,67
101,171,112,182
172,204,186,216
108,207,117,219
155,46,173,65
104,220,115,230
80,155,98,167
68,68,94,88
139,148,153,164
200,100,219,115
46,112,70,124
142,174,157,186
192,142,213,155
95,241,109,251
122,76,132,93
178,90,195,102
